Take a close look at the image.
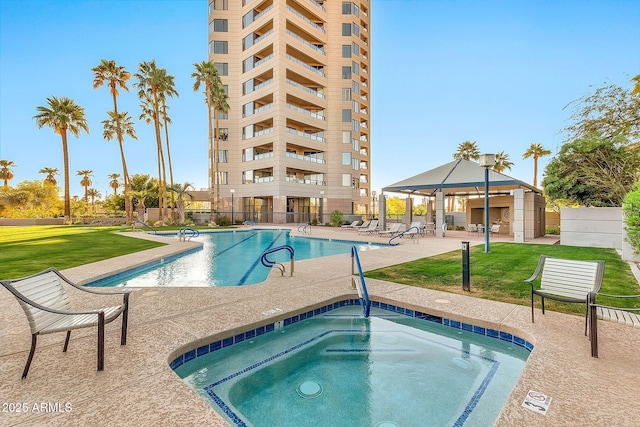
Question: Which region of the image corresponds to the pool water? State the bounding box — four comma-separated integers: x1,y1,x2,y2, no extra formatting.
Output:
88,229,383,287
175,305,530,427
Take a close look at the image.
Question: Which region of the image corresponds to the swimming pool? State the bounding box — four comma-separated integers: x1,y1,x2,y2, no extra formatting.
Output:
173,301,531,426
87,229,384,287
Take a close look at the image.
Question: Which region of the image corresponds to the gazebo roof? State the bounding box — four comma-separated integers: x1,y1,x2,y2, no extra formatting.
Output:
382,159,541,196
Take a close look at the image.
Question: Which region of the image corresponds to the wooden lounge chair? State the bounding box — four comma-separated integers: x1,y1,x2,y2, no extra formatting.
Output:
525,255,604,335
0,268,132,379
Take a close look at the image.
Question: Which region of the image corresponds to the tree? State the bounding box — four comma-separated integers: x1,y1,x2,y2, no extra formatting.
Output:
103,110,137,196
130,173,156,221
33,96,90,222
134,60,169,221
493,151,513,173
386,196,406,216
77,169,93,202
92,59,134,222
0,180,62,218
167,182,194,224
522,143,551,187
87,188,101,213
108,173,121,195
211,84,230,220
564,76,640,143
39,167,59,187
192,60,221,225
542,133,640,207
453,141,480,161
157,69,179,221
0,160,17,189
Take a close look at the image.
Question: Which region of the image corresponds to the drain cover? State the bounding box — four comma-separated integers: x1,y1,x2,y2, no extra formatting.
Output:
297,381,323,399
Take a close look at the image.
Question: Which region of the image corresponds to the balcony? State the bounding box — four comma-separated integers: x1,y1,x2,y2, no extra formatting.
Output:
286,29,325,55
309,0,325,12
286,103,325,120
244,151,273,161
285,176,325,186
286,5,325,33
286,127,325,143
286,151,326,164
286,79,325,98
243,102,273,118
254,53,274,68
286,54,324,77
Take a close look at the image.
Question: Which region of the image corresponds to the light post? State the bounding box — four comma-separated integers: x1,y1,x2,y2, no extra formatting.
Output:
230,189,235,224
479,154,496,253
319,190,324,224
372,191,377,219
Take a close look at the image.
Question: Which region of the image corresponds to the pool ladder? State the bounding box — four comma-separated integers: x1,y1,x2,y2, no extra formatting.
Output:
297,224,311,235
260,245,295,276
388,226,421,246
178,227,199,241
351,246,371,318
133,220,157,234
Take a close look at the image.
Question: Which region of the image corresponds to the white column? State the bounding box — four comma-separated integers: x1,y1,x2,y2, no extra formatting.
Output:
379,195,387,231
436,191,445,237
405,197,413,229
513,189,525,242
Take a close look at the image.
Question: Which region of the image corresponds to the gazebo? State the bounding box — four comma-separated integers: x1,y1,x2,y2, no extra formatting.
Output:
381,159,546,241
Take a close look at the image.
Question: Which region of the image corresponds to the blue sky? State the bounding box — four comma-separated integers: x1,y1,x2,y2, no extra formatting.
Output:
1,0,638,198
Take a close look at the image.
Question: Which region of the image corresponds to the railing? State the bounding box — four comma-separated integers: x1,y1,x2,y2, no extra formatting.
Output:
253,29,274,46
286,5,325,33
286,127,325,142
286,151,325,163
178,227,199,241
286,54,325,76
245,151,274,161
254,78,273,91
260,245,295,276
351,246,371,318
286,30,325,54
133,220,157,234
254,53,273,68
389,226,420,246
286,103,325,120
252,4,274,24
297,224,311,235
286,79,325,98
254,127,273,137
309,0,325,12
286,176,325,186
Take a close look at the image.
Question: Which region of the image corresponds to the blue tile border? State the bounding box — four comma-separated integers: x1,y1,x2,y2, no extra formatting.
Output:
169,298,534,371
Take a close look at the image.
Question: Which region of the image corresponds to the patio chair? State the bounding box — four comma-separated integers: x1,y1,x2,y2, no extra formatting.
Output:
403,222,423,238
357,220,379,235
353,220,371,231
424,222,436,235
489,224,501,236
341,220,361,229
525,255,604,335
589,292,640,357
378,222,403,237
0,268,132,379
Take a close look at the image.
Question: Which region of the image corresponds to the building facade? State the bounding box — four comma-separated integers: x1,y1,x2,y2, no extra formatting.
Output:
208,0,371,224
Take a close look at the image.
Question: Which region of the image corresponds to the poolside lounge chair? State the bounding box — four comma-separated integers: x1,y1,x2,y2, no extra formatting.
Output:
403,222,423,238
353,220,371,230
424,222,436,235
378,222,403,237
0,268,132,379
357,220,379,235
341,220,361,229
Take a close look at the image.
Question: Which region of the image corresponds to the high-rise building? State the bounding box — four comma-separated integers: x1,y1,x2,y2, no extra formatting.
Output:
208,0,371,224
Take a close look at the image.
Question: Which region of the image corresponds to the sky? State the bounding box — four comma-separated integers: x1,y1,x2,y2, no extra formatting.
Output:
0,0,639,199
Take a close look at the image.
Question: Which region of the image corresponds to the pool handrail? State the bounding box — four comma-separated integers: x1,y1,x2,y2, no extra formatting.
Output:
260,245,295,276
297,224,311,235
389,226,420,246
134,220,157,234
351,246,371,318
178,227,199,241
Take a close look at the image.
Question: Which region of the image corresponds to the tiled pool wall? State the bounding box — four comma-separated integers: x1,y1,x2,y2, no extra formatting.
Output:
169,299,534,370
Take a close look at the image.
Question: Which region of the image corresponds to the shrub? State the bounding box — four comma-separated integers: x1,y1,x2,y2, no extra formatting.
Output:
310,218,318,226
546,225,560,235
217,215,231,226
623,182,640,252
330,210,344,227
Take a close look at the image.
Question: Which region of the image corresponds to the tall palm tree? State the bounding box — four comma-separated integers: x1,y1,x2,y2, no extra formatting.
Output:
33,96,90,222
108,173,121,195
103,110,137,196
453,141,480,161
77,169,93,202
192,60,221,224
0,160,17,189
87,188,101,213
157,69,179,221
168,182,194,224
92,59,134,222
211,83,230,218
134,60,168,221
493,151,514,173
39,167,59,186
522,143,552,187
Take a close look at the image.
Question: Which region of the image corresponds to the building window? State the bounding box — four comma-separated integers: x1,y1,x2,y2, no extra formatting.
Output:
352,61,359,75
342,131,351,144
219,128,228,141
352,120,359,132
352,81,359,95
215,171,228,185
212,0,228,11
215,62,228,76
342,173,352,187
342,2,351,14
209,40,228,54
352,23,359,37
211,19,228,32
352,138,359,151
342,88,351,101
352,158,360,170
342,45,351,58
242,34,254,50
342,23,351,36
243,57,254,73
215,150,229,163
342,152,352,165
352,42,360,56
342,66,351,79
342,109,351,122
216,110,228,120
352,100,359,112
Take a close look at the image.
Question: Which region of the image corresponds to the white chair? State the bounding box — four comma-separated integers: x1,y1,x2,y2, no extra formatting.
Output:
0,268,132,379
357,220,379,235
489,224,501,236
341,220,361,229
378,222,403,237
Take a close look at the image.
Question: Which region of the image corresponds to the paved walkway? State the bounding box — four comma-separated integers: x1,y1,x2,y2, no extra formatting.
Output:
1,227,638,426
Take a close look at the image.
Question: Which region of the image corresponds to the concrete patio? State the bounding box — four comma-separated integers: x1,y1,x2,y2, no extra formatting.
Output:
1,227,638,426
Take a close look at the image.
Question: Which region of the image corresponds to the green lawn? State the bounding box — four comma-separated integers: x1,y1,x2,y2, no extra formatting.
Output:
365,242,640,315
0,226,165,279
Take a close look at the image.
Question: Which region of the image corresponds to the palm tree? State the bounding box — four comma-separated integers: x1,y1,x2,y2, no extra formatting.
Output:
92,59,134,222
107,173,121,195
0,160,17,189
134,60,168,222
522,143,552,187
39,167,59,186
493,151,514,173
33,96,90,222
192,60,221,224
87,188,101,213
211,83,230,218
168,182,194,224
157,69,179,221
77,169,93,202
453,141,480,161
103,110,137,196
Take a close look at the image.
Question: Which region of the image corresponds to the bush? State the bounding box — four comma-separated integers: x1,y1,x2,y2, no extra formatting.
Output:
546,225,560,235
623,182,640,252
217,215,231,226
330,210,344,227
310,218,318,226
